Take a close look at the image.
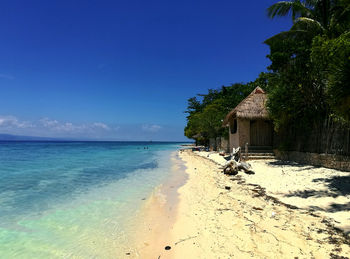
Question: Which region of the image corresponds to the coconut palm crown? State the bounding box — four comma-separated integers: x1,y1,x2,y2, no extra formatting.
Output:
267,0,350,39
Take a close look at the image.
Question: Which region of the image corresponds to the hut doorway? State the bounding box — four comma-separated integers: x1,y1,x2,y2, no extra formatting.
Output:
250,120,272,146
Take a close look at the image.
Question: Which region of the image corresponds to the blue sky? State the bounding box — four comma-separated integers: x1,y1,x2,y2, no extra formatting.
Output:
0,0,291,141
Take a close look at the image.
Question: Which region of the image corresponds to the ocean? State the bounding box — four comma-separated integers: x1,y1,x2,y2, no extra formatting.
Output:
0,141,183,258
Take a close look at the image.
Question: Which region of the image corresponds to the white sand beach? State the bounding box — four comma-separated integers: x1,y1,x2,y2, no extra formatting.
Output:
197,151,350,233
131,150,350,258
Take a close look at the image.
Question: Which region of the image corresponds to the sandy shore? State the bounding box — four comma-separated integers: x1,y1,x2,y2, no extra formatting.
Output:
128,152,188,258
197,151,350,233
131,150,350,258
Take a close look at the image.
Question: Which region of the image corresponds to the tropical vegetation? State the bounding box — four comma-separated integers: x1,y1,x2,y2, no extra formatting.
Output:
185,0,350,152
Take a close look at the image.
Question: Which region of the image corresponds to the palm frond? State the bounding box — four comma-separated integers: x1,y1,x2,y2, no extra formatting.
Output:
304,0,319,8
264,29,310,45
267,1,295,18
267,0,314,20
291,17,325,32
330,1,350,26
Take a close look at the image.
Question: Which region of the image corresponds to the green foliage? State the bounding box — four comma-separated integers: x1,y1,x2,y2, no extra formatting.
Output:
267,0,350,40
198,100,227,138
311,32,350,120
184,0,350,151
267,0,313,21
264,0,350,149
184,78,264,143
185,97,202,116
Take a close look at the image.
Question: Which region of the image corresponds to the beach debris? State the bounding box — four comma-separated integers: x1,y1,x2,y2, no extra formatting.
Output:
125,252,131,255
271,211,276,217
175,235,198,245
220,147,255,175
225,186,231,190
240,161,255,174
222,160,239,175
164,246,171,250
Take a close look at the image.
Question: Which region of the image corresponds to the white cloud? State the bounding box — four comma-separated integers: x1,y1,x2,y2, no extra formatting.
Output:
0,115,32,128
92,122,110,130
0,115,179,140
141,124,162,132
55,122,81,132
38,118,110,133
40,118,59,127
0,115,113,137
39,118,81,132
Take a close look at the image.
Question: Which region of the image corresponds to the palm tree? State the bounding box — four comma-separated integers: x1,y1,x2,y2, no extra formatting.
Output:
267,0,314,21
267,0,350,39
265,0,350,122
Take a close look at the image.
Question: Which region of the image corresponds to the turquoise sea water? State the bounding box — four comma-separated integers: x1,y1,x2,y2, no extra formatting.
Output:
0,141,182,258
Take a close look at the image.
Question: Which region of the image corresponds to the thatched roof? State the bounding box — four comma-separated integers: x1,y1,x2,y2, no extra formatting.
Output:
223,87,269,125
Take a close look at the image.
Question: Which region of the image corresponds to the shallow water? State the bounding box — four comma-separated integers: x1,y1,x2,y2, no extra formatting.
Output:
0,141,182,258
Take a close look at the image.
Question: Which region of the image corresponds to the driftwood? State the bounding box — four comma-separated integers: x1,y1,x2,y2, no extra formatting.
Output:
221,147,254,175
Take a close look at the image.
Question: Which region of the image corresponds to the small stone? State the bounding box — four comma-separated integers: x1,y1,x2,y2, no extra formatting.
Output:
165,246,171,250
126,252,130,255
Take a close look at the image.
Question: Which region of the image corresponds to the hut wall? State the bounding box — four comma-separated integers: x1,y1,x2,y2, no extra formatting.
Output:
238,119,250,147
228,118,251,151
229,125,239,152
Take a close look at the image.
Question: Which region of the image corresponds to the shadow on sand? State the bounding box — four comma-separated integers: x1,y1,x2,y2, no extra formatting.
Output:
283,176,350,199
267,161,350,215
285,175,350,215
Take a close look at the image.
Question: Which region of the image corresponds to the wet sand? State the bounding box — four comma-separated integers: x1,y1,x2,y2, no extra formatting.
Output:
129,151,188,258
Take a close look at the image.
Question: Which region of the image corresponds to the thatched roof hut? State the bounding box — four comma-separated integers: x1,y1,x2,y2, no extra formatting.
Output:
223,86,269,125
223,86,272,150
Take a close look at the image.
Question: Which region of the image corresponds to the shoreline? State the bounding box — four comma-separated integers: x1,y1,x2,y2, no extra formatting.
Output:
174,150,350,257
130,151,188,258
129,149,350,258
